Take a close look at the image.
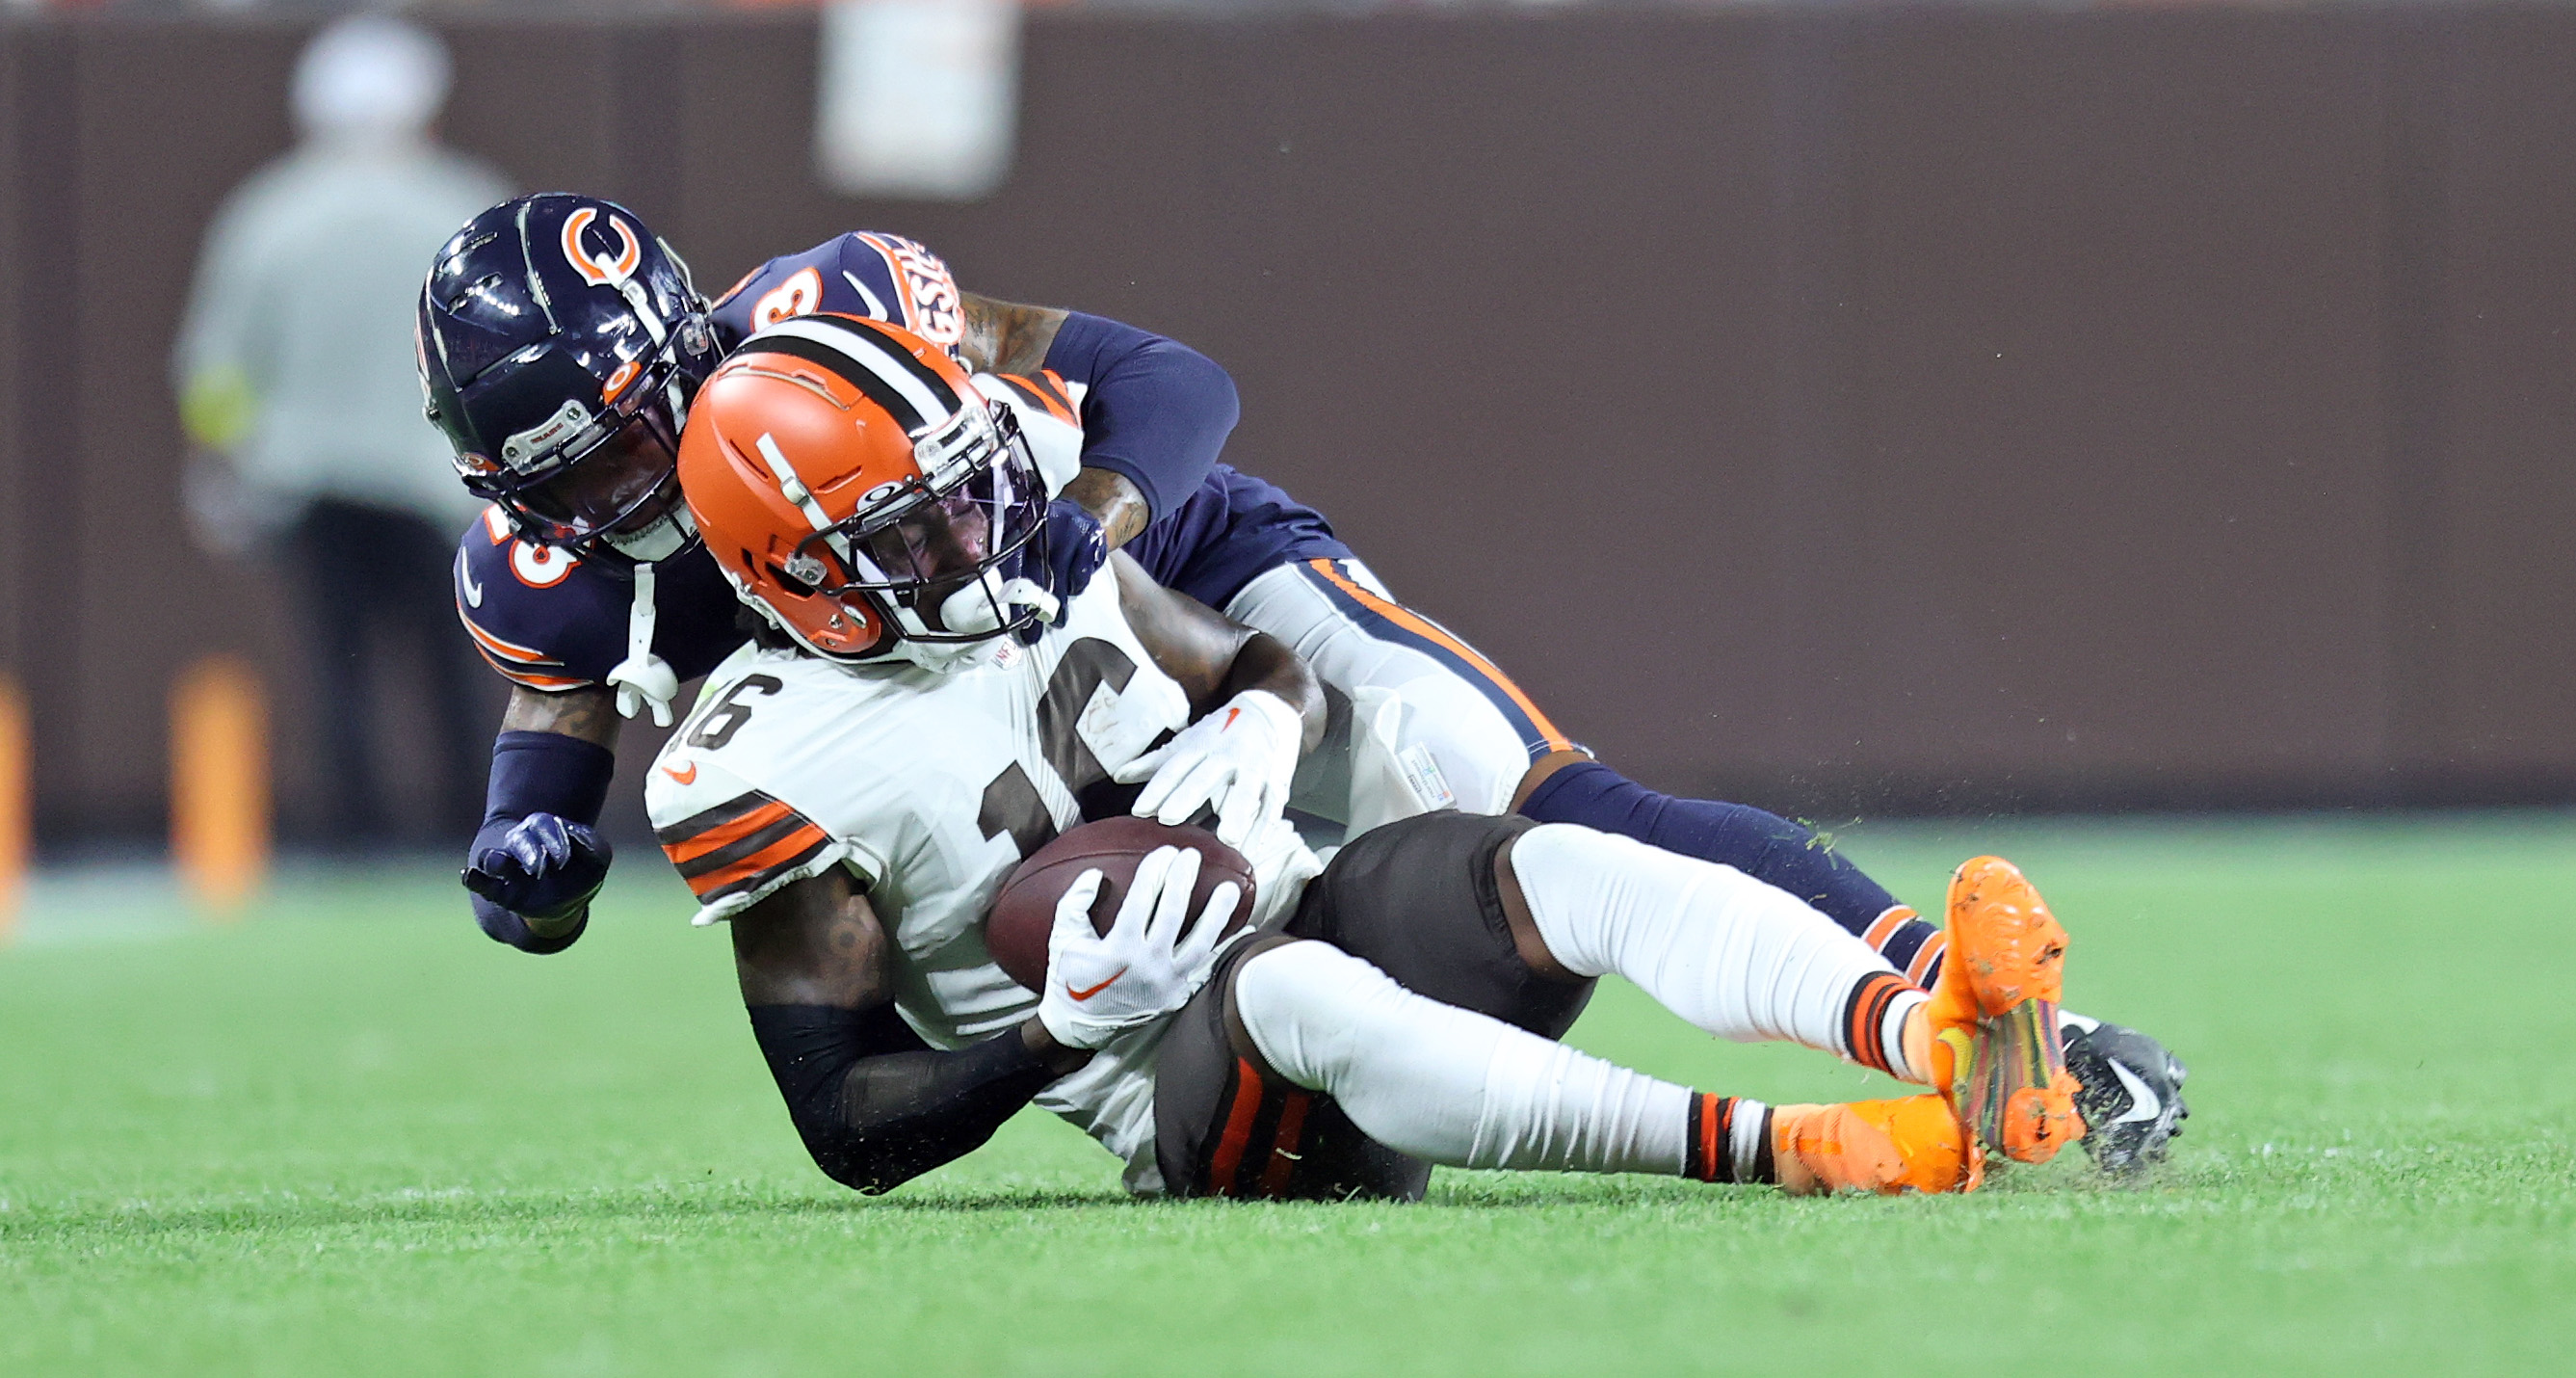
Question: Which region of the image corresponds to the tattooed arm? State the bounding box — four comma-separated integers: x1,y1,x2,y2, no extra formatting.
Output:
958,291,1067,379
957,293,1234,546
499,682,621,749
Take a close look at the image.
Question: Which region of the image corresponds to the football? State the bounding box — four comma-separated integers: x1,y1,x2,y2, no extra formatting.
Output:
984,816,1258,994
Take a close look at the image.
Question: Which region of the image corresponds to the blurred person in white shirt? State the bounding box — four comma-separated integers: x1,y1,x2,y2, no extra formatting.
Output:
173,13,511,849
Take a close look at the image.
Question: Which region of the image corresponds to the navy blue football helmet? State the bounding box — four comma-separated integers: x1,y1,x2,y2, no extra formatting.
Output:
417,194,721,562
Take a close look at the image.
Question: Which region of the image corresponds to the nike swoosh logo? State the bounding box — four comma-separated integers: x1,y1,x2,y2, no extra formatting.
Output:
1222,706,1240,729
459,555,484,607
2107,1058,2163,1125
1065,968,1127,1001
662,762,697,784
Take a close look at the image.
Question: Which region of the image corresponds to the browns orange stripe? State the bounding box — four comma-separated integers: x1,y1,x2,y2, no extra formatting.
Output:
1207,1059,1266,1197
1906,932,1949,986
663,800,796,866
680,823,830,899
1305,560,1574,754
1258,1090,1312,1196
1862,908,1911,952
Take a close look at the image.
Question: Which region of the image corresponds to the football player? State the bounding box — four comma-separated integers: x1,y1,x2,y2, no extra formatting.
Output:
418,195,2185,1171
647,315,2083,1199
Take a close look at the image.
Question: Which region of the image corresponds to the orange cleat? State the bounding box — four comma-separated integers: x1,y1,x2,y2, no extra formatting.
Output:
1926,857,2085,1163
1772,1095,1983,1196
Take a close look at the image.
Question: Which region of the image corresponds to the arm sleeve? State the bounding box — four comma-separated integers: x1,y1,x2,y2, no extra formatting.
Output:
1041,312,1239,521
748,1004,1059,1195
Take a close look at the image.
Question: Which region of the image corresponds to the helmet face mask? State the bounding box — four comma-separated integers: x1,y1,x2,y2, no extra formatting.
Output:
679,315,1059,673
417,194,720,567
513,408,685,545
777,402,1051,666
796,400,1047,646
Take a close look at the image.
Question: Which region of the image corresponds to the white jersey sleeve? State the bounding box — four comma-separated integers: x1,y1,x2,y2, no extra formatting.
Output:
646,745,865,927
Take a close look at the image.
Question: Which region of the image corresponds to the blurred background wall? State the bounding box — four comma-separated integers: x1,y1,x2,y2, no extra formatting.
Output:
2,3,2572,852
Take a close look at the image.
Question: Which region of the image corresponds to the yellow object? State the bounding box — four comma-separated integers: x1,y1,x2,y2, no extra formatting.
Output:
171,655,270,915
178,367,259,451
0,676,27,940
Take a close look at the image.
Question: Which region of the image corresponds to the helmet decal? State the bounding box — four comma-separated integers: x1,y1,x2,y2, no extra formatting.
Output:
500,398,595,471
601,358,642,404
562,207,643,288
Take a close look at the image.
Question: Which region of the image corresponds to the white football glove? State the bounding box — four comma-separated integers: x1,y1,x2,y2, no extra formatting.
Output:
1036,846,1242,1051
1110,689,1302,848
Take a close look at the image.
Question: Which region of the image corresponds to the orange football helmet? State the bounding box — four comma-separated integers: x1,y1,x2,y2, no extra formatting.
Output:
675,313,1057,669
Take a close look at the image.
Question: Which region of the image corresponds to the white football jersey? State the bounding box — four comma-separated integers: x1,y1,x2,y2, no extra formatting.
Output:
644,575,1200,1189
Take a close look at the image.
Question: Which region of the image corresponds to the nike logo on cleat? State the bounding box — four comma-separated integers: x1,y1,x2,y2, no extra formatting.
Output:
662,762,697,784
2107,1060,2162,1125
1065,969,1127,1001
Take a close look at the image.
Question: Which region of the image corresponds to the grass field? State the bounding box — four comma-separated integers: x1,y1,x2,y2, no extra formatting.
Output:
3,813,2570,1376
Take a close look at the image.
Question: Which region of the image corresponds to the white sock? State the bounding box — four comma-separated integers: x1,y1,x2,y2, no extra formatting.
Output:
1512,824,1928,1074
1234,941,1693,1176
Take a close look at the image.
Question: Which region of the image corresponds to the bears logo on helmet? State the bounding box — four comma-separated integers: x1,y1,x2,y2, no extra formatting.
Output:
416,194,721,565
561,206,643,288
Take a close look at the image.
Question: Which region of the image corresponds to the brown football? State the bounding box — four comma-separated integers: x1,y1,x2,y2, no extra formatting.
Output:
984,816,1257,994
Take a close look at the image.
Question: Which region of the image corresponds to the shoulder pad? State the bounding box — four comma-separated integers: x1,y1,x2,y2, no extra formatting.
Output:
711,232,965,358
456,515,753,690
646,681,864,926
454,507,621,690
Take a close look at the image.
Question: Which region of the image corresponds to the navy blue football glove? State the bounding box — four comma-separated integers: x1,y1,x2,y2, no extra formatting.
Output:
1038,497,1110,612
470,889,589,956
462,813,610,954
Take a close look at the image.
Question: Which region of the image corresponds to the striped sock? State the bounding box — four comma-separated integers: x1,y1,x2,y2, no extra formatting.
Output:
1861,905,1949,987
1841,970,1931,1082
1683,1093,1775,1184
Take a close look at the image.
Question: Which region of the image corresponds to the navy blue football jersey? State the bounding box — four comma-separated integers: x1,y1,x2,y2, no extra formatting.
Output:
710,231,964,358
453,231,1351,696
1125,465,1351,611
453,506,746,692
709,231,1348,609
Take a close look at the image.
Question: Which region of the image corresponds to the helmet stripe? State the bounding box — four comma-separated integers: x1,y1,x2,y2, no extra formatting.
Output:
742,327,931,433
816,313,964,411
756,314,959,419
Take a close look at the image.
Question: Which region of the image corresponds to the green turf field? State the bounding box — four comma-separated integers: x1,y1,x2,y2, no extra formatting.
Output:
2,813,2569,1376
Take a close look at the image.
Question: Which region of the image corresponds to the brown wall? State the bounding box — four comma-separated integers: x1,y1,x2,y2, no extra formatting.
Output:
3,6,2573,845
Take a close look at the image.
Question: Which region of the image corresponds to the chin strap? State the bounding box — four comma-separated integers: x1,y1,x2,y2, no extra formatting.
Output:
604,561,679,726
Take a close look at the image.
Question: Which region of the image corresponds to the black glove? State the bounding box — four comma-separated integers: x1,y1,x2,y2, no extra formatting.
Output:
462,813,611,954
470,889,589,956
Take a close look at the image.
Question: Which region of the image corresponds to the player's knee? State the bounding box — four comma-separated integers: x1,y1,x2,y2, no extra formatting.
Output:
1491,833,1588,985
1230,940,1409,1094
